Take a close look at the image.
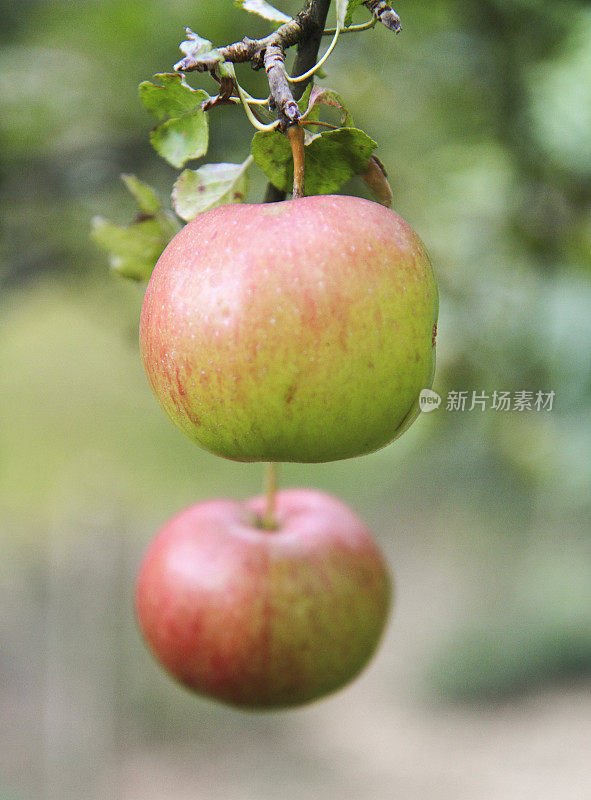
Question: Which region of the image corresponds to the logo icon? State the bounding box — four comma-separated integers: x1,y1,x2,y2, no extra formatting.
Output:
419,389,441,412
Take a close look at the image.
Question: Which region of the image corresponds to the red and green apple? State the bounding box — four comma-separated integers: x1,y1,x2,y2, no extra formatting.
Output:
135,488,391,708
139,194,438,462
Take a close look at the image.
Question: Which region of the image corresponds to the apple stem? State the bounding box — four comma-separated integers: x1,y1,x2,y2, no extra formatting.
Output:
287,123,306,199
262,462,280,530
263,0,332,203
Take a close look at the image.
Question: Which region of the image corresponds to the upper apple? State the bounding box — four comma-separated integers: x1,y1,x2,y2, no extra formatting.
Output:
140,194,438,462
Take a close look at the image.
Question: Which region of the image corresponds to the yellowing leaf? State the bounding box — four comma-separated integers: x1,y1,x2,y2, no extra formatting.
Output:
235,0,291,25
172,159,252,221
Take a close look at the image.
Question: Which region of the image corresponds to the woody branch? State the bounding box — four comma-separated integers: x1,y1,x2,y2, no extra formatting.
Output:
174,0,400,129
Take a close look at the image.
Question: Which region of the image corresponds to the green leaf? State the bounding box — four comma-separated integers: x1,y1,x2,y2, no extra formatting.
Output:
172,158,252,221
139,73,208,120
91,176,179,281
139,73,210,168
300,85,355,127
344,0,367,27
149,113,209,170
296,83,314,115
336,0,366,29
91,217,168,281
252,127,377,195
335,0,348,29
305,128,377,192
235,0,291,25
121,174,161,214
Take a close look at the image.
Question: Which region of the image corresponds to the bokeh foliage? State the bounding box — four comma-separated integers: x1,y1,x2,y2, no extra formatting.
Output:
1,6,590,790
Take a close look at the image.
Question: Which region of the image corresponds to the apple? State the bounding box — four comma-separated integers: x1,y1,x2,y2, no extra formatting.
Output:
135,488,391,708
140,194,438,462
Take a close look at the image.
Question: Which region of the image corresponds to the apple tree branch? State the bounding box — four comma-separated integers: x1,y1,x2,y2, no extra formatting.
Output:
174,0,399,129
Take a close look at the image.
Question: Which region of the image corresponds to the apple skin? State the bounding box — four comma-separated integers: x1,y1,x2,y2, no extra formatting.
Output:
135,488,391,709
140,194,438,462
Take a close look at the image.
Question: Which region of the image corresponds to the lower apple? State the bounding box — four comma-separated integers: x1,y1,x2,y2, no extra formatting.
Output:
135,488,391,709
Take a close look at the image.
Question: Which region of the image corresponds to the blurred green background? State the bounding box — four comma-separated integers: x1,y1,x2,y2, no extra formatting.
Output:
1,1,590,798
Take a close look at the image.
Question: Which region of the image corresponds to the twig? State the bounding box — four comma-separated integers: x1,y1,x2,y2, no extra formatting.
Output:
175,16,304,127
301,119,338,129
323,19,376,34
290,0,332,100
264,43,300,126
286,24,341,83
174,0,401,123
363,0,401,33
231,64,281,131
